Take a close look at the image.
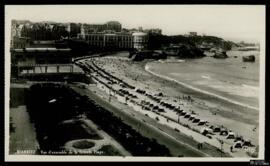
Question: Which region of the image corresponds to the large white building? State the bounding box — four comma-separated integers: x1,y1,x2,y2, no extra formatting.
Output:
78,31,148,51
79,33,133,49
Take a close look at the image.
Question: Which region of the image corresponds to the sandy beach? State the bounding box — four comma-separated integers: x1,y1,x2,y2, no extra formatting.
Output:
77,51,259,157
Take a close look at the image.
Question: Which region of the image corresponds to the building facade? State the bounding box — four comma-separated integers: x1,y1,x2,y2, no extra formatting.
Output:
79,32,134,49
11,36,30,49
11,48,77,77
105,21,122,32
79,31,148,51
189,32,198,36
67,23,81,37
81,21,122,34
144,28,162,35
132,32,148,51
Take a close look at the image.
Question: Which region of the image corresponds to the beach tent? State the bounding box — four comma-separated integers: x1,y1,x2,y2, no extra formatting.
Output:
158,108,165,112
234,141,243,148
192,118,200,123
171,106,176,110
156,92,163,96
226,132,236,139
220,129,229,136
176,109,183,114
212,126,221,132
181,111,187,116
184,114,191,118
200,127,210,135
149,104,154,108
242,140,253,147
234,136,243,142
173,108,178,112
198,120,207,126
189,115,196,121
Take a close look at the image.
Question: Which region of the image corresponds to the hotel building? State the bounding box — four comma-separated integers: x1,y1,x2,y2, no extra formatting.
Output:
79,32,148,51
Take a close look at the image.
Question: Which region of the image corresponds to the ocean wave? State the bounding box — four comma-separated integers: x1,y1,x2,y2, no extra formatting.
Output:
201,75,211,79
242,84,259,90
145,64,259,111
158,59,186,63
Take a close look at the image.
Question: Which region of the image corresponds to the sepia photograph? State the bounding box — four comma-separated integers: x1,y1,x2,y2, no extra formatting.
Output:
4,5,266,162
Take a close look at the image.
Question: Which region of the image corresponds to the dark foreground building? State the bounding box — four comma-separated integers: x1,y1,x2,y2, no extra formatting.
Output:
10,47,84,81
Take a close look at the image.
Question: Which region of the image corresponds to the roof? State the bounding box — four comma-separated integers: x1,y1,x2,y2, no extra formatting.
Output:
199,120,207,123
104,33,117,36
234,141,242,144
201,127,211,132
132,32,147,36
13,48,72,53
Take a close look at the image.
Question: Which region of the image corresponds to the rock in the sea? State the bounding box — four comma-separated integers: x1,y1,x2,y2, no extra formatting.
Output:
163,44,205,59
213,51,228,59
242,55,255,62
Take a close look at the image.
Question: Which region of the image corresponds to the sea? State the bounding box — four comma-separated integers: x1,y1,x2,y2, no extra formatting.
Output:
146,50,261,109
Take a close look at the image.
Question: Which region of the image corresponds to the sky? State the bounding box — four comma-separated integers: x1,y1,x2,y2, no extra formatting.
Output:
5,5,265,43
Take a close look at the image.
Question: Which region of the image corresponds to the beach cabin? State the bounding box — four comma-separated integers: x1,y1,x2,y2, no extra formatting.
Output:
226,132,236,139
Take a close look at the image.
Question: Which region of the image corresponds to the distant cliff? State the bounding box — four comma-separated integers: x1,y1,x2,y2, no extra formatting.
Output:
189,35,238,51
148,34,237,51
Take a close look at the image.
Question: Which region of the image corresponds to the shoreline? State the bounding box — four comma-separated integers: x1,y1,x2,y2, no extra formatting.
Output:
145,64,259,111
87,55,258,156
